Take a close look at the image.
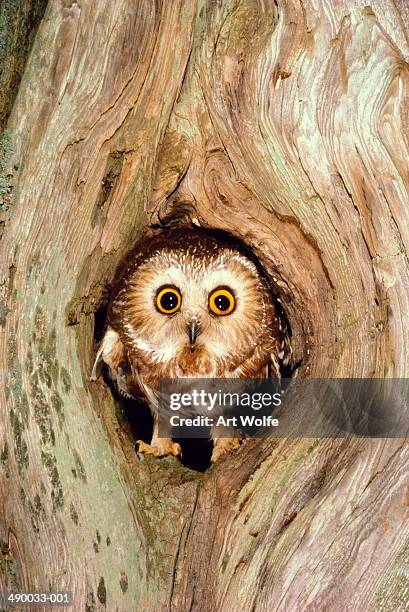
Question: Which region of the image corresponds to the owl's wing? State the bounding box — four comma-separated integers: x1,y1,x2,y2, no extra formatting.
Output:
91,327,137,400
264,329,293,378
269,329,293,378
265,357,280,378
90,343,106,381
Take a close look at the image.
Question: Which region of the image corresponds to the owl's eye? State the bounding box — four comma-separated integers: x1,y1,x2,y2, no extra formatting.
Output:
209,287,235,316
156,286,182,314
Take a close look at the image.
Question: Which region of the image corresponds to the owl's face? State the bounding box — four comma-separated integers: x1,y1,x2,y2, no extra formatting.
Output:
113,236,276,376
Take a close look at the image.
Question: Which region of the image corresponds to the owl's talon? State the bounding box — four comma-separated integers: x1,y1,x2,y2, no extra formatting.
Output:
211,438,242,463
136,439,181,458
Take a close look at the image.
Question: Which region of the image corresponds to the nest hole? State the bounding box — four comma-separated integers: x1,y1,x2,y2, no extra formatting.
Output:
93,226,298,472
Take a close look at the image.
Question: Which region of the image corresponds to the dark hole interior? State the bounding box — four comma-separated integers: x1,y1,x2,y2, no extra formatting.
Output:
93,228,296,473
99,356,213,472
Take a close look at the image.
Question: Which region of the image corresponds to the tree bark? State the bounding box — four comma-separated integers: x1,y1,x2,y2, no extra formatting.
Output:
0,0,48,133
1,1,408,611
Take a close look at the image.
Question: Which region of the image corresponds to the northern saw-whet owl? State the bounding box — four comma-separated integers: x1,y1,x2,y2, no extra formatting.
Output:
92,228,290,462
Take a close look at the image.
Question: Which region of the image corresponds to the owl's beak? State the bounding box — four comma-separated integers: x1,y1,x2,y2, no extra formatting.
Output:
187,320,201,348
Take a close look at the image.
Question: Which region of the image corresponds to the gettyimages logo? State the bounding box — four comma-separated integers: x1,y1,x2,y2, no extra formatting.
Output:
157,378,409,439
167,387,282,431
168,387,282,411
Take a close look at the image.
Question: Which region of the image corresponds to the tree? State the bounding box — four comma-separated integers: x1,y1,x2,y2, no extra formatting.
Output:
1,1,408,610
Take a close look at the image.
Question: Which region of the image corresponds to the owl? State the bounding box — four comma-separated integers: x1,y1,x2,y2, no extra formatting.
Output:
91,228,290,462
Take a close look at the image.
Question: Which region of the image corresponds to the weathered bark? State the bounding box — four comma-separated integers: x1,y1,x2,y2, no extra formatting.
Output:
1,1,408,611
0,0,48,133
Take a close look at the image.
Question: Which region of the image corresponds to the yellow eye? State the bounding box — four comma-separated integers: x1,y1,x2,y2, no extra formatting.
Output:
156,286,181,314
209,287,235,316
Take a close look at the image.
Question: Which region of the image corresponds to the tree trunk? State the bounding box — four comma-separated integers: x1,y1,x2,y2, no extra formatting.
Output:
1,1,408,611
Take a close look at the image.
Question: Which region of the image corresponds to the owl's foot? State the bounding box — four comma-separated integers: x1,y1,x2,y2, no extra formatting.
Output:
136,438,181,458
211,438,242,463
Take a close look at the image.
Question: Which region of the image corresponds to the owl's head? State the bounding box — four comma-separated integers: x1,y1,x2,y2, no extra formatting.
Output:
109,229,280,377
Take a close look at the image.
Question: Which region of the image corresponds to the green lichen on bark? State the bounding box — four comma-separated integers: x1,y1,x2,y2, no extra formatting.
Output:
70,502,79,525
72,448,87,482
7,337,30,474
30,367,55,446
34,306,59,388
29,307,66,442
374,543,409,610
0,127,13,208
97,577,107,605
27,492,46,535
0,542,20,592
119,572,128,593
60,366,71,394
0,441,10,478
51,391,64,425
0,277,9,326
0,299,9,326
19,486,26,505
0,0,48,131
41,449,64,511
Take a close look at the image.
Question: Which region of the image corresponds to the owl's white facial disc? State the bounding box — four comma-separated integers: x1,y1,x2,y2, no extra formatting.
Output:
120,245,273,371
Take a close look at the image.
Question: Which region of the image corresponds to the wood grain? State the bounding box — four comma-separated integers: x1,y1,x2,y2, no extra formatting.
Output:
0,1,408,610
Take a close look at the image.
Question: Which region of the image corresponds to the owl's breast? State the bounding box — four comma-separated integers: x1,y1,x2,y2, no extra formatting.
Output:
135,341,275,389
176,345,216,377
